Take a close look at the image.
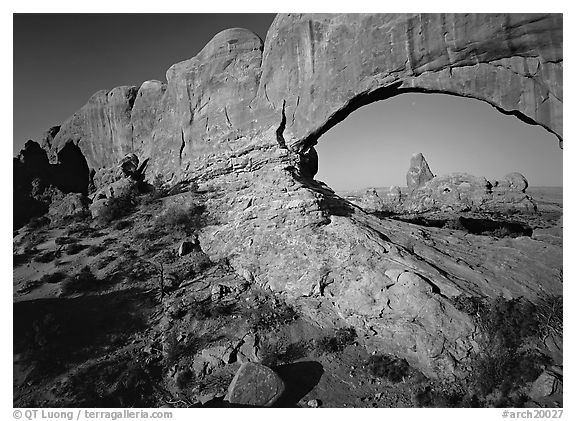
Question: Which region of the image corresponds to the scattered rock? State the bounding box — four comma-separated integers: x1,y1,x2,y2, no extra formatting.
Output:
225,362,285,407
307,399,321,408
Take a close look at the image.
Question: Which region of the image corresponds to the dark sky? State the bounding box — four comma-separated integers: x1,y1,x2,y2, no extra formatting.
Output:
13,13,562,188
13,13,276,153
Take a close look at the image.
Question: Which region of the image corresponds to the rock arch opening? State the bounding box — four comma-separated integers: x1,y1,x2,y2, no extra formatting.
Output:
313,92,562,194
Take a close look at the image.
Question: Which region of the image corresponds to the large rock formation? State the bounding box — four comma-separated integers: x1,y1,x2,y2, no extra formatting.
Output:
404,170,537,214
407,153,434,191
45,14,562,180
18,14,562,378
355,154,537,214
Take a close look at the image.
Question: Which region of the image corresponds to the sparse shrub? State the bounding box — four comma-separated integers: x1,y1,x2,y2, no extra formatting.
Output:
452,295,486,316
449,295,559,406
55,236,77,246
163,331,206,368
17,280,44,294
283,340,311,362
61,266,103,295
40,271,67,284
188,300,237,321
34,249,61,263
65,222,94,237
475,297,539,350
316,327,357,354
66,242,87,255
259,339,312,368
114,219,133,230
96,253,117,270
533,294,562,342
27,215,50,230
154,203,207,234
487,226,513,238
175,368,196,390
259,342,281,368
87,244,107,257
247,300,299,332
14,252,31,267
366,354,410,382
97,193,137,224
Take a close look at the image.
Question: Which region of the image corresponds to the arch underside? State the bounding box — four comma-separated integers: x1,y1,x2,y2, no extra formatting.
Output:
262,14,563,155
295,84,563,155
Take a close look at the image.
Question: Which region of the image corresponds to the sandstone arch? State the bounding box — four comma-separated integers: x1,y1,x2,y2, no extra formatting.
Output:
47,14,562,176
257,14,563,153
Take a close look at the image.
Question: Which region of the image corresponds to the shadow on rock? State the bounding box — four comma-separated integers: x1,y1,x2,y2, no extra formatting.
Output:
273,361,324,407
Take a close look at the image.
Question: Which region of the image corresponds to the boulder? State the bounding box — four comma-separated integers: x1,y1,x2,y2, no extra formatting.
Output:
225,362,285,407
359,188,384,213
407,153,434,190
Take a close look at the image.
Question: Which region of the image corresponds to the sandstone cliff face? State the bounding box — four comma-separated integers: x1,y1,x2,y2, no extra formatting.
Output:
50,28,268,179
27,14,563,379
49,87,138,169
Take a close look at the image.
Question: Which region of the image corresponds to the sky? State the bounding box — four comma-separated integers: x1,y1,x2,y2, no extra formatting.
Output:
13,13,562,189
13,13,276,153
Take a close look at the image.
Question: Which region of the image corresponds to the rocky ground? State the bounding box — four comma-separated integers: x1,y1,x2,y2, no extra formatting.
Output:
13,181,563,408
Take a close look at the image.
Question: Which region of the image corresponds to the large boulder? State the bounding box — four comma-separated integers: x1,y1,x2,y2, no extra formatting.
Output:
225,362,285,407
